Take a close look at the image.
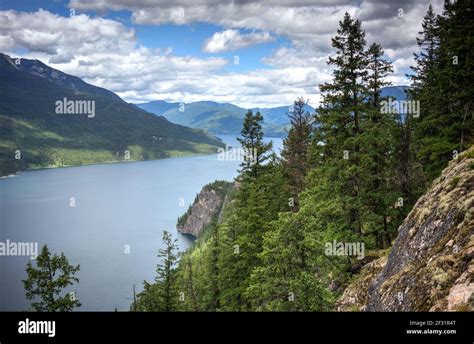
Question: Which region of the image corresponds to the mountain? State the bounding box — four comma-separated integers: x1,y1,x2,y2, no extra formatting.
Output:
136,100,314,137
135,99,182,115
380,85,409,100
257,104,315,126
135,87,409,137
336,147,474,311
8,55,123,103
0,54,225,177
137,100,273,136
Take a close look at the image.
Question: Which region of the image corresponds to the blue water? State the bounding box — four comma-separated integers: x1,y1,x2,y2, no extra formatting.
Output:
0,135,282,311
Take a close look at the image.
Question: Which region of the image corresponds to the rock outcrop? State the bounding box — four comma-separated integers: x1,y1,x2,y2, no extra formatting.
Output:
177,181,234,237
337,147,474,311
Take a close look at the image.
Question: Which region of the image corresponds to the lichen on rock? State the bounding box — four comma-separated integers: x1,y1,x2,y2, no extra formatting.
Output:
337,147,474,311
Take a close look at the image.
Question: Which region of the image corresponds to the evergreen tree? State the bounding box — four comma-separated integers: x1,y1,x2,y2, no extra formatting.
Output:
22,245,81,312
136,230,179,311
361,42,400,247
410,2,473,181
436,0,474,154
365,43,393,108
313,12,368,236
409,4,440,94
207,218,220,311
281,97,313,209
246,211,333,311
155,230,179,311
214,156,288,310
237,110,272,179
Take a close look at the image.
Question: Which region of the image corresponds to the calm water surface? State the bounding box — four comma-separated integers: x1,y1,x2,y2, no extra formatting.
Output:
0,135,282,310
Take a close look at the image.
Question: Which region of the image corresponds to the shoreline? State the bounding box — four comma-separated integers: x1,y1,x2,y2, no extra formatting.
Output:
0,151,219,179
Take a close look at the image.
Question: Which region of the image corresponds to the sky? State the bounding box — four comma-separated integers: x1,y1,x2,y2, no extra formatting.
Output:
0,0,444,108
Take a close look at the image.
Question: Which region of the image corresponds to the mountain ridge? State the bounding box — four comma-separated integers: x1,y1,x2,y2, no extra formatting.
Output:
0,54,225,176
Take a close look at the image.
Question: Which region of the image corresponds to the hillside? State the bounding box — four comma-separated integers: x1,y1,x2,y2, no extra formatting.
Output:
0,54,225,176
337,148,474,311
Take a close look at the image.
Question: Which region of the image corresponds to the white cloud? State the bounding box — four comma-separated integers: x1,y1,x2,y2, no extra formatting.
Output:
203,29,274,53
0,9,135,62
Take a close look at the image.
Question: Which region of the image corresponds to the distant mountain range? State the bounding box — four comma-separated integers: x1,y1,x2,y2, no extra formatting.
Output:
136,100,315,137
136,86,409,137
0,53,224,176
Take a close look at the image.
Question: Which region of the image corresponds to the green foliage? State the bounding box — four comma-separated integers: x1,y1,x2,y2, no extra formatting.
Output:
22,245,81,312
135,230,179,311
237,110,272,179
281,97,313,208
409,1,474,182
449,176,460,188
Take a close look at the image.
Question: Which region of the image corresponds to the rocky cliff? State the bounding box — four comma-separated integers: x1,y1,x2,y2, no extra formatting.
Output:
337,147,474,311
177,181,234,237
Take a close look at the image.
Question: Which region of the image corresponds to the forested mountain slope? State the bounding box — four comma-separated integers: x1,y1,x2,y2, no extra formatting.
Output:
0,54,224,176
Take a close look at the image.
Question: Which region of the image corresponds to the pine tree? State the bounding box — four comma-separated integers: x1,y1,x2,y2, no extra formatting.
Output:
360,42,401,247
365,43,393,108
410,2,473,181
136,230,179,311
314,12,368,236
22,245,81,311
281,97,313,209
237,110,272,179
208,218,220,311
246,211,333,311
185,257,200,311
155,230,179,311
436,0,474,154
408,4,443,182
410,4,440,94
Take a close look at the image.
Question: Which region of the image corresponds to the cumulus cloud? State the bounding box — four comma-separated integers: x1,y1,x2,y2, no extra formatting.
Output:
0,9,135,63
203,29,274,53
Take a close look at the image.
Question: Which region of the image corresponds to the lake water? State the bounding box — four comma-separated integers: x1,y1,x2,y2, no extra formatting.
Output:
0,135,282,311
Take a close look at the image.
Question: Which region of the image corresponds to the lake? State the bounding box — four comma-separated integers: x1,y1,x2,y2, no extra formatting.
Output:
0,135,282,311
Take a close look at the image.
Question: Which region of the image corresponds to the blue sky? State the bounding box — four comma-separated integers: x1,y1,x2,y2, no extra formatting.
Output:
133,23,289,73
0,0,438,107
